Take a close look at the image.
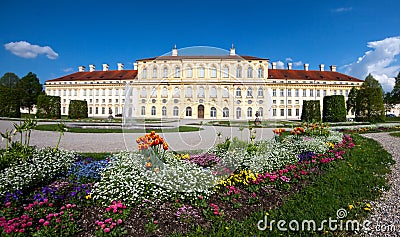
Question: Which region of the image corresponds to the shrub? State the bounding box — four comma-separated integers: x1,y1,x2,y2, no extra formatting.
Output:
36,95,61,119
301,100,321,122
68,100,88,119
0,85,20,118
323,95,346,122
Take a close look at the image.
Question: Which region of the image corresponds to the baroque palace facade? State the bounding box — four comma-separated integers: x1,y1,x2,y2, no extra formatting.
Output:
45,46,363,120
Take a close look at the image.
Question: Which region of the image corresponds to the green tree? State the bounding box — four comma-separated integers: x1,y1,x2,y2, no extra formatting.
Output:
323,95,346,122
68,100,88,119
17,72,43,114
0,72,20,89
301,100,321,122
346,87,358,114
391,71,400,103
36,95,61,119
355,74,385,122
0,84,21,118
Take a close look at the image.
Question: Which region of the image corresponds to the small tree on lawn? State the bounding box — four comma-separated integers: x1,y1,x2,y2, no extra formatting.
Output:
36,95,61,119
355,74,385,122
323,95,346,122
68,100,88,119
301,100,321,122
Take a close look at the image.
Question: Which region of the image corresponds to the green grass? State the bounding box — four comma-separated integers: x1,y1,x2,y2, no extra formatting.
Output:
78,152,114,161
34,124,201,133
385,117,400,122
174,134,394,237
389,132,400,137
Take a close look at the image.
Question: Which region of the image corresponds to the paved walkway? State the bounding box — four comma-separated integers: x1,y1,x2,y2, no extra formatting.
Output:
0,119,274,152
361,132,400,236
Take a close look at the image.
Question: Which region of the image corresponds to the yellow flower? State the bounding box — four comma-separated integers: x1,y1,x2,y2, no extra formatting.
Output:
225,227,229,230
366,203,371,208
364,207,371,211
85,194,92,199
348,204,354,210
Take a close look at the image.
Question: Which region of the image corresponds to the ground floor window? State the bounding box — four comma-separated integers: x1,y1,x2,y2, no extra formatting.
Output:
186,107,192,116
162,106,167,116
102,107,105,114
280,109,284,117
95,107,99,114
151,106,156,116
141,106,146,116
288,109,292,116
223,107,229,117
236,108,242,119
173,106,179,116
273,109,276,116
210,107,217,118
89,107,92,114
247,107,252,118
296,108,300,116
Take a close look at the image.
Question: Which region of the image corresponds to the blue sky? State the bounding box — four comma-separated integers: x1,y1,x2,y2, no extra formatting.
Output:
1,0,399,91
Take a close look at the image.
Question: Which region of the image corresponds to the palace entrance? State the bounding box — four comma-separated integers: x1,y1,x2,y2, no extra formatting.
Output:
198,105,204,119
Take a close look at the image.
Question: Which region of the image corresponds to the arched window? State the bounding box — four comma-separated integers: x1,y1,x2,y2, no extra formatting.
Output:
223,67,229,78
141,106,146,116
185,86,193,98
198,86,205,98
223,107,229,117
236,66,242,78
258,67,263,78
151,87,157,97
211,66,217,78
175,67,180,78
141,87,147,97
173,106,179,116
258,107,263,117
199,67,205,78
187,67,192,78
161,87,168,97
247,67,253,78
257,88,264,97
173,87,180,98
152,67,157,78
210,86,217,98
186,107,192,116
210,107,217,118
236,87,242,97
222,87,229,98
247,107,253,118
236,108,242,119
151,106,156,116
142,68,147,78
162,106,167,117
163,67,168,78
247,88,253,97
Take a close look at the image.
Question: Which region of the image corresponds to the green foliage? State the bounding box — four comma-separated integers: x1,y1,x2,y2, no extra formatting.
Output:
36,94,61,119
323,95,347,122
0,72,20,89
301,100,321,122
346,87,358,114
0,85,21,118
355,74,385,123
68,100,88,119
17,72,43,114
389,71,400,104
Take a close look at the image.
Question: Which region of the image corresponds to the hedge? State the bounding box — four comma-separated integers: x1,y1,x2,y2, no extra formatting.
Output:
323,95,346,122
0,85,20,118
36,95,61,119
68,100,88,119
301,100,321,122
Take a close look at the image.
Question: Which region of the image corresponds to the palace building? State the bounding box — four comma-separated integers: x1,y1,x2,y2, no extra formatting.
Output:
45,45,363,120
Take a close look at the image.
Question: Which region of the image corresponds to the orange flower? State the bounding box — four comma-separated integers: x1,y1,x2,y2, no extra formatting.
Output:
145,162,153,168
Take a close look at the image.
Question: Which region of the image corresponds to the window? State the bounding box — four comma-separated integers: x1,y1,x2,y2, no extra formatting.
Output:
236,108,242,119
222,87,229,98
211,66,217,78
257,88,263,97
280,100,284,104
273,100,277,104
210,107,217,118
258,107,263,117
152,68,157,78
162,106,167,117
223,67,229,78
68,90,71,96
334,90,337,95
74,89,77,96
323,90,327,96
62,107,66,114
247,107,253,117
163,67,168,78
236,66,242,78
115,89,119,96
345,90,349,97
210,87,217,98
288,109,292,116
83,89,87,96
141,106,146,116
272,89,277,97
151,106,156,116
295,100,299,104
186,107,192,116
173,87,180,98
102,107,105,114
310,89,314,97
303,89,307,97
199,67,205,78
187,67,192,78
198,86,205,98
89,107,92,114
173,106,179,116
288,100,292,104
141,87,147,97
223,107,229,117
115,107,119,115
295,89,299,97
280,109,284,116
151,87,157,97
316,90,320,97
102,99,105,103
273,109,277,116
287,89,292,97
296,108,300,116
108,89,112,96
161,87,168,97
235,88,241,97
142,68,147,78
247,88,253,97
247,67,253,78
175,67,180,78
258,67,263,78
280,89,284,97
340,90,343,95
185,86,193,98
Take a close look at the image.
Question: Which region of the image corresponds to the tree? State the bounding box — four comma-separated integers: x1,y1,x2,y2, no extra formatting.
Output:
0,84,21,118
36,95,61,119
323,95,346,122
68,100,88,119
0,72,20,89
384,92,395,115
391,71,400,103
346,87,358,114
301,100,321,122
17,72,43,114
355,74,385,122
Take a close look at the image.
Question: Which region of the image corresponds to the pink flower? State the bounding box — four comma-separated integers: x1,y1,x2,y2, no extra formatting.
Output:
39,219,45,223
117,219,123,224
66,204,72,209
101,224,106,229
104,228,111,233
27,222,32,227
56,218,61,223
113,209,117,213
153,220,158,224
43,221,50,226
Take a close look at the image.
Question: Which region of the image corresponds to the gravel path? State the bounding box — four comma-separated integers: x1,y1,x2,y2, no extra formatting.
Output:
361,132,400,237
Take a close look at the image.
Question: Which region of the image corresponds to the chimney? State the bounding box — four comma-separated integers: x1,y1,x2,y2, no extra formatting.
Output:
89,64,95,72
133,62,138,70
117,63,124,71
330,65,337,72
229,44,236,56
172,44,178,56
78,66,85,72
271,62,277,69
319,64,325,71
304,63,309,71
287,62,292,70
102,64,109,71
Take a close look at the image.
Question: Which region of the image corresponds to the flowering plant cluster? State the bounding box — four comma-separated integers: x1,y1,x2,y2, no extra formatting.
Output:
136,131,169,167
136,131,168,151
66,158,109,183
94,201,129,236
186,153,220,168
290,126,305,135
175,204,200,223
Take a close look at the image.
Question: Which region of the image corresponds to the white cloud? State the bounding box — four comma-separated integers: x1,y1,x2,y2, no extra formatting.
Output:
276,61,285,69
4,41,59,60
62,67,74,72
332,7,353,13
293,61,303,67
343,36,400,92
285,57,292,62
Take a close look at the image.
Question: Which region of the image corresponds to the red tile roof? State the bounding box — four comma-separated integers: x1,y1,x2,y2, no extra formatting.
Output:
46,70,138,82
137,55,268,61
268,69,363,82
